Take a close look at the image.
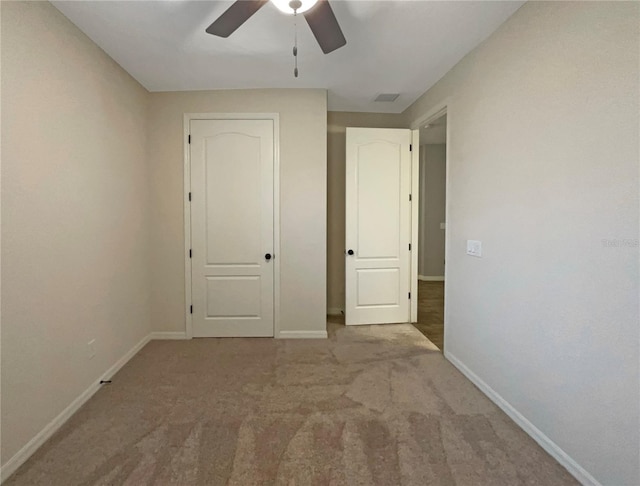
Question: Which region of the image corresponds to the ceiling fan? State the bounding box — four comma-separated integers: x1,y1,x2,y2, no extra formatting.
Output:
205,0,347,55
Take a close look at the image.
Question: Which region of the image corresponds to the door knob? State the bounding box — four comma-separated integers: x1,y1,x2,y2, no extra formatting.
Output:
265,253,272,260
347,249,354,255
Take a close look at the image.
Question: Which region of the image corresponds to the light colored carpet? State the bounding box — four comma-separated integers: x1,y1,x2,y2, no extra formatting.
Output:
6,319,577,485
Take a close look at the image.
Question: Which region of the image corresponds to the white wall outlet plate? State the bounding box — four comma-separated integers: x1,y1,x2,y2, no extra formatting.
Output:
466,240,482,257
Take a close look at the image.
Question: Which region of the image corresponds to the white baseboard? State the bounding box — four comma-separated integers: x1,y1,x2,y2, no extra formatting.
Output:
0,334,151,484
277,330,328,339
327,308,344,316
150,331,188,340
445,352,601,486
418,275,445,281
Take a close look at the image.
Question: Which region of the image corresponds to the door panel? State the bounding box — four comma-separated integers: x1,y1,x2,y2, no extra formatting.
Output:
191,119,274,337
205,277,261,318
356,142,402,258
357,269,400,306
345,128,412,325
204,133,262,265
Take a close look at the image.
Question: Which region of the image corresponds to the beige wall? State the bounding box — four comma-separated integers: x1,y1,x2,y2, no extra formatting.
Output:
148,90,327,335
418,144,446,277
403,2,639,484
1,0,151,467
327,111,405,312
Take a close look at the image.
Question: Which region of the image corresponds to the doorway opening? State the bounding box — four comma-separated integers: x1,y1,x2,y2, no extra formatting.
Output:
413,112,447,350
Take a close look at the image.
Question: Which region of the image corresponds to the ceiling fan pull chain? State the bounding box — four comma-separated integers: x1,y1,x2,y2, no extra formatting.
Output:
293,9,299,78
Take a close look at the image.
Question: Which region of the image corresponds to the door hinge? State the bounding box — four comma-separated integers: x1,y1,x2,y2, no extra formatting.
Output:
409,144,412,152
409,243,412,251
188,134,191,144
188,192,191,201
408,292,411,299
190,305,193,314
189,249,192,258
409,194,412,201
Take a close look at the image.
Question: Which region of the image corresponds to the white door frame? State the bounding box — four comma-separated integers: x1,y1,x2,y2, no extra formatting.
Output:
183,113,281,339
409,99,450,352
410,129,419,322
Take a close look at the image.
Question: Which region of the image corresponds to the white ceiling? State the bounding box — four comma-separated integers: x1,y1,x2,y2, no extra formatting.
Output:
52,0,524,113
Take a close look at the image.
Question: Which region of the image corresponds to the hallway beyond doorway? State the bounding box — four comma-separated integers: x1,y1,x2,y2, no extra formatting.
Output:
413,280,444,350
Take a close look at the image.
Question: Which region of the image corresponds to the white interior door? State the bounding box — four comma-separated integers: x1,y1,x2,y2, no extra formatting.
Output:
345,127,412,325
190,119,274,337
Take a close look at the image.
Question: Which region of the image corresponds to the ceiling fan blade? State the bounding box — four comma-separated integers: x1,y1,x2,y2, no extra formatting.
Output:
206,0,269,38
303,0,346,54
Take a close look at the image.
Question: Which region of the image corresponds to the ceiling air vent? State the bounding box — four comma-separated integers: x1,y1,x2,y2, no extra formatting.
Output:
374,93,400,102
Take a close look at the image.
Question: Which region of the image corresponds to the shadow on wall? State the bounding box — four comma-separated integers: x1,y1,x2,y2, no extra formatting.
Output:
418,143,446,279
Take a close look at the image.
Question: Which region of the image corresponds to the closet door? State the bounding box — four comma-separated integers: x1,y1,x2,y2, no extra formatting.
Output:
190,119,274,337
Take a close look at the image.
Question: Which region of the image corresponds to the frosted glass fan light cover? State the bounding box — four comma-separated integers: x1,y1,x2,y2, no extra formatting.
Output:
271,0,318,14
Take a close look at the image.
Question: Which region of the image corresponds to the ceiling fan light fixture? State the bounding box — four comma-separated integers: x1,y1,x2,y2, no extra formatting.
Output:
271,0,318,15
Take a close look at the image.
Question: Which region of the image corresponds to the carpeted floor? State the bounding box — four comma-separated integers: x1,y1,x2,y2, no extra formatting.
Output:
6,319,576,485
413,281,445,350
